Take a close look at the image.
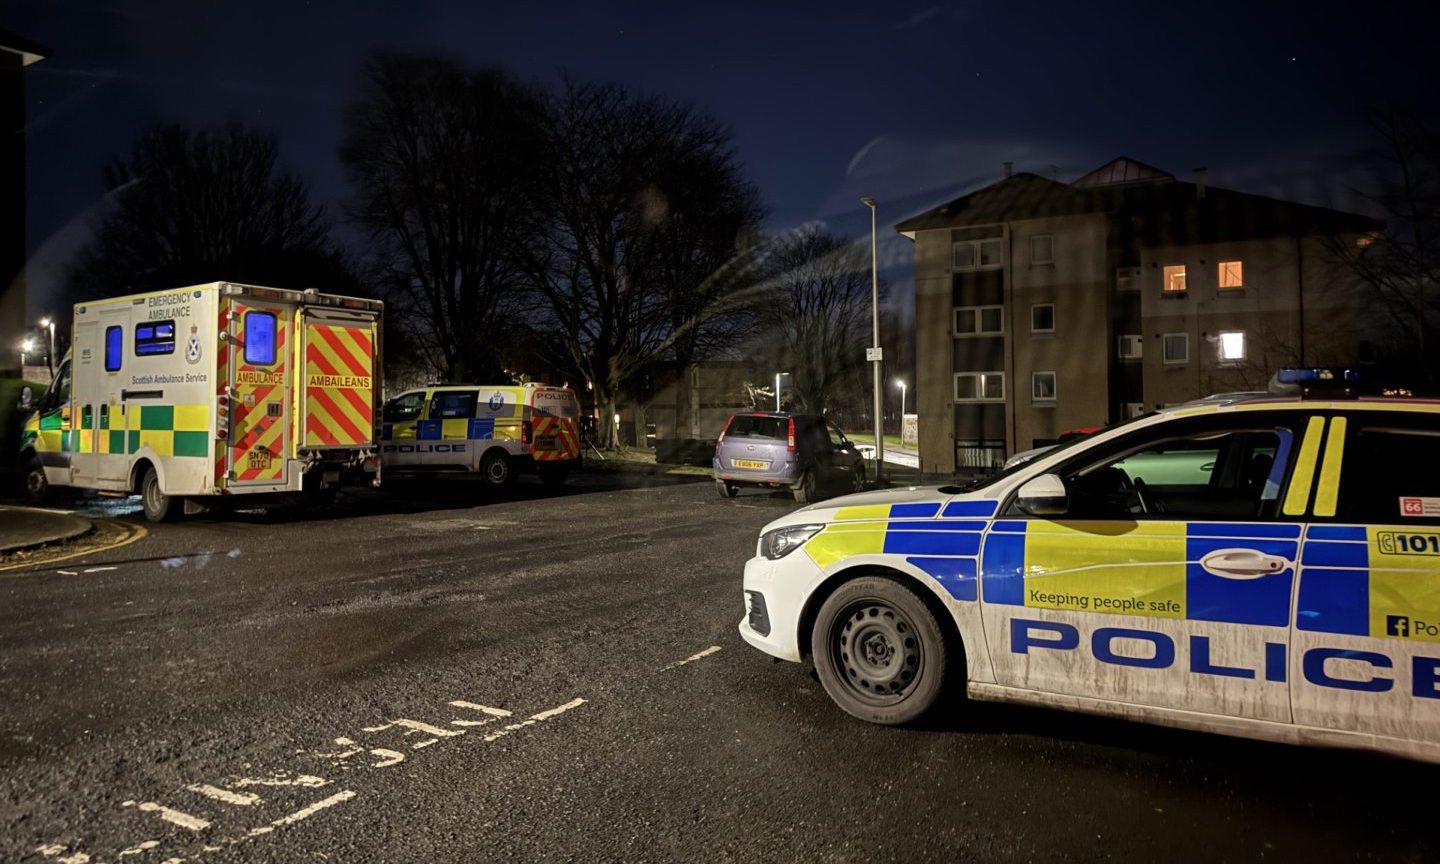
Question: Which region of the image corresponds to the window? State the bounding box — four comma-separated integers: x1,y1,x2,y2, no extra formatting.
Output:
954,305,1004,336
1218,260,1244,290
1163,264,1187,295
1058,425,1293,520
1032,372,1056,403
955,372,1004,402
382,392,425,423
1030,235,1054,265
134,320,176,356
1217,330,1246,364
1162,333,1189,365
953,238,1004,271
104,326,122,372
1335,421,1440,524
1118,334,1143,360
1031,304,1055,333
723,414,787,440
429,390,478,419
1116,267,1140,292
243,311,277,365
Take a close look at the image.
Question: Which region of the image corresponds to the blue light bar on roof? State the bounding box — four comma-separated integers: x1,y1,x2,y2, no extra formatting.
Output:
1276,367,1361,385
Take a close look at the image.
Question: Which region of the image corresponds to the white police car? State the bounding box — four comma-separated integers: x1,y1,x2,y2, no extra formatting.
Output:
739,373,1440,762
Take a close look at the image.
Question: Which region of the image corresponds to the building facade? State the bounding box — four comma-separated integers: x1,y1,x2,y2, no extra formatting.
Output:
1,30,47,376
897,157,1381,476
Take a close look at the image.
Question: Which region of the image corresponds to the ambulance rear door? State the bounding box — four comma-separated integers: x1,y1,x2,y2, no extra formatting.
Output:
298,307,378,452
227,297,293,488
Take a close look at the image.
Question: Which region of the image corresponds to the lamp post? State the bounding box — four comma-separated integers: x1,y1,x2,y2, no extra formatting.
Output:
38,317,55,375
896,378,906,416
774,371,781,412
861,196,883,482
20,336,35,369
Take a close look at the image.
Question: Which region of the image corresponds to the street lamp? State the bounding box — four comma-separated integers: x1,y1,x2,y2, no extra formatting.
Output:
38,317,55,375
895,378,907,416
20,336,35,368
861,197,884,481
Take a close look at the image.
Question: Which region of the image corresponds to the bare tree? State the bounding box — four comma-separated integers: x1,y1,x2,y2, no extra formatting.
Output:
73,124,348,296
524,81,764,446
341,54,545,381
753,228,877,414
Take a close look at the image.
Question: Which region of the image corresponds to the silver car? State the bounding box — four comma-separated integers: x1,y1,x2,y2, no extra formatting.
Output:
713,412,865,503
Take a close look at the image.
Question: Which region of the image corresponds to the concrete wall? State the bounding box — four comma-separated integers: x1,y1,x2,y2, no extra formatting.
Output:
913,229,957,474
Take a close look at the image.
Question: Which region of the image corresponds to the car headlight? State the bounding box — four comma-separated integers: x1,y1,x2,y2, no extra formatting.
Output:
760,524,825,560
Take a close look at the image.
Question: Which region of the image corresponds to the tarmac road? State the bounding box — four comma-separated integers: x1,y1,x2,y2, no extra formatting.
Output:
1,472,1436,863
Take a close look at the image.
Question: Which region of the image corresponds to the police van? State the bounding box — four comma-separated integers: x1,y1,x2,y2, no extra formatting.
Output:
19,282,384,521
739,371,1440,762
378,383,581,487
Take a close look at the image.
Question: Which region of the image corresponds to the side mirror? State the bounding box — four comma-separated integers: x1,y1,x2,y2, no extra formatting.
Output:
1016,473,1068,516
18,386,33,411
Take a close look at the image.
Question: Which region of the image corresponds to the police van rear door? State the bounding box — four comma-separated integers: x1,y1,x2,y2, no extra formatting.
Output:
982,411,1307,724
1292,409,1440,748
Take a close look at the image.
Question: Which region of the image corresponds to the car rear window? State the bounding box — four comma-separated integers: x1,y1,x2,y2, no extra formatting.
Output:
726,415,787,440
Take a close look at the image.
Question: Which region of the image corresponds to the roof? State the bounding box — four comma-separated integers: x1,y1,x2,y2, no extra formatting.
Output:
0,28,49,66
895,157,1383,243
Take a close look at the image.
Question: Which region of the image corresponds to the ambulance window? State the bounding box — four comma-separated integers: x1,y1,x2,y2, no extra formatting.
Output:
1335,424,1440,524
134,320,176,356
104,326,123,372
383,392,425,422
429,391,477,419
244,312,277,365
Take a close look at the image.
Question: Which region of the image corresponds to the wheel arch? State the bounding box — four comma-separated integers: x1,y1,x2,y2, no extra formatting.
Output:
797,563,968,679
129,454,161,494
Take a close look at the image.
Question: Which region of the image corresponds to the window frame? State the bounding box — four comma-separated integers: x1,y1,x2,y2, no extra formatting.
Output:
1218,260,1244,291
1029,234,1054,266
1328,411,1440,525
1031,371,1057,403
1117,334,1143,360
243,311,278,366
954,371,1005,403
1216,330,1247,365
104,325,123,372
952,238,1005,272
134,319,177,357
382,391,426,424
954,305,1004,337
1030,303,1055,334
1162,332,1190,365
427,390,479,420
1162,264,1187,296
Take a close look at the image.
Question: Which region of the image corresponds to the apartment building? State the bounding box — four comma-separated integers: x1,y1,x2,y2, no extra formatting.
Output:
896,157,1381,476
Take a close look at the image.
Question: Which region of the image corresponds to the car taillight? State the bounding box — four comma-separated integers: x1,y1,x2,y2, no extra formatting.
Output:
717,415,734,445
787,417,796,451
522,420,533,444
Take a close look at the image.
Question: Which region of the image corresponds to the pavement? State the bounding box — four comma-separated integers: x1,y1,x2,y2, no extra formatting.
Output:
1,471,1436,863
0,506,93,554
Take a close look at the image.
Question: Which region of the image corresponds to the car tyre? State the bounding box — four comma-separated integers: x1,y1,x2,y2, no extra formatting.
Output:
23,455,51,505
480,450,513,488
715,480,739,499
140,465,179,523
792,469,817,504
810,576,951,725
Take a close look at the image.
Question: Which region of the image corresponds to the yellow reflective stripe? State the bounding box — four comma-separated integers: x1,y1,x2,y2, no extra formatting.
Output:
1312,416,1347,517
1283,416,1326,516
834,505,889,521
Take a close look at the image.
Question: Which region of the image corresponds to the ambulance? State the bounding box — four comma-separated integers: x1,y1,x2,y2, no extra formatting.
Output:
19,282,384,521
739,371,1440,762
378,383,581,487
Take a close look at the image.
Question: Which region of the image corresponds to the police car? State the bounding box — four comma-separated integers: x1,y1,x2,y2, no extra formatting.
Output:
739,371,1440,762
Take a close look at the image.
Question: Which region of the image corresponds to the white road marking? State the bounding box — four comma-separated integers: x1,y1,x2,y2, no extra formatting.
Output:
362,718,465,738
662,645,722,670
188,784,261,806
449,700,513,717
36,844,66,857
122,800,211,831
369,748,404,767
119,839,161,856
411,738,439,749
482,698,587,742
83,566,118,573
59,854,90,864
449,719,494,727
160,859,185,864
247,790,357,837
58,570,78,576
315,736,364,760
233,774,329,788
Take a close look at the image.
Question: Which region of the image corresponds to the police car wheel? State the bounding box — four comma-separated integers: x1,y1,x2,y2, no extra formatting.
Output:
811,576,950,725
715,480,739,499
480,451,513,487
141,466,178,523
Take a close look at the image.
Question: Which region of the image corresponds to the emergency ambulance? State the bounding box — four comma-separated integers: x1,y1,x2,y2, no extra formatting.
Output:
378,383,580,487
19,282,384,521
739,371,1440,762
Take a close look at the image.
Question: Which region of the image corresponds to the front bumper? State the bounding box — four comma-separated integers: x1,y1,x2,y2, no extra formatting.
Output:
737,551,824,663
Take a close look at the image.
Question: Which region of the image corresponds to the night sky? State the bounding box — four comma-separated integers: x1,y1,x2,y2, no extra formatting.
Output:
12,0,1440,316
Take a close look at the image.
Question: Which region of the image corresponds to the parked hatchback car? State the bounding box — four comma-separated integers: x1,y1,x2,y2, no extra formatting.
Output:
713,412,865,503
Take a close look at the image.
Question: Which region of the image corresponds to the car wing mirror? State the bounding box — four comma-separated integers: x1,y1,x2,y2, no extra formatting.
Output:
1016,473,1068,517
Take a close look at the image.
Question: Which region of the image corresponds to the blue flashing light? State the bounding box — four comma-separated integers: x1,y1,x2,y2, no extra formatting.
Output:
1276,368,1361,385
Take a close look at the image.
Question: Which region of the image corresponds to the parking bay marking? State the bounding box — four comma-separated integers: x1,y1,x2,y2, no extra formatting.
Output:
662,645,722,671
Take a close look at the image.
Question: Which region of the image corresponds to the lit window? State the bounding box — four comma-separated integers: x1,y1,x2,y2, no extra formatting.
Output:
1032,372,1056,402
1118,334,1143,359
1163,333,1189,365
244,312,277,366
954,372,1005,402
134,320,176,356
1217,330,1246,363
1218,260,1243,290
104,326,122,372
1030,235,1054,265
1163,265,1187,294
1031,304,1055,333
954,305,1004,337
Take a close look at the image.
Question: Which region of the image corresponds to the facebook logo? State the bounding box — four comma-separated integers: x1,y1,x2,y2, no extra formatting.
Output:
1387,615,1411,638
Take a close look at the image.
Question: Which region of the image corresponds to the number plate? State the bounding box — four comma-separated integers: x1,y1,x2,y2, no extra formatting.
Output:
535,436,558,451
733,459,769,469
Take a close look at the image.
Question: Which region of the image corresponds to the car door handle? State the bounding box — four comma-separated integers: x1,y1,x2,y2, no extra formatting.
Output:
1199,549,1289,580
